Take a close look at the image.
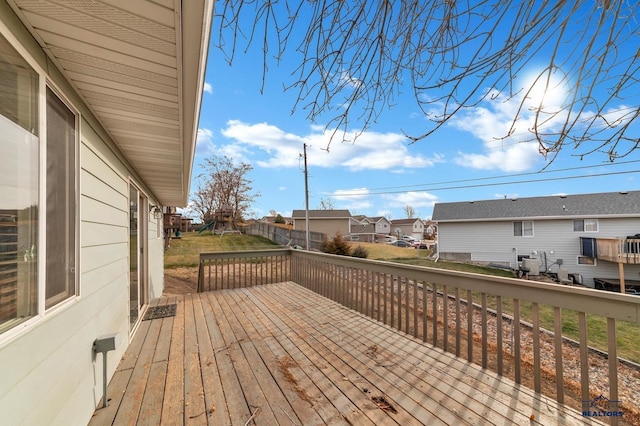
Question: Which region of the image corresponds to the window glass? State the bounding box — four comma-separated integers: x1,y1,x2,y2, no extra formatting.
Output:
0,33,39,333
45,87,76,308
523,221,533,236
585,219,598,232
0,34,38,134
514,221,533,237
578,256,596,265
573,219,598,232
513,221,522,236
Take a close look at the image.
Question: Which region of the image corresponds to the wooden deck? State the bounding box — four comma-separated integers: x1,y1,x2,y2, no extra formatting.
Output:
89,282,599,425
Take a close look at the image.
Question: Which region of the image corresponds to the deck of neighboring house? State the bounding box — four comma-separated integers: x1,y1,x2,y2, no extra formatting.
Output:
89,282,598,425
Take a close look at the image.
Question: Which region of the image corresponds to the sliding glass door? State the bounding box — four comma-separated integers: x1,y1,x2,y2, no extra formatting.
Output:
129,184,147,331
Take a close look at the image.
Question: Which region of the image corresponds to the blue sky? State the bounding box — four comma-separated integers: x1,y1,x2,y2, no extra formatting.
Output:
190,4,640,221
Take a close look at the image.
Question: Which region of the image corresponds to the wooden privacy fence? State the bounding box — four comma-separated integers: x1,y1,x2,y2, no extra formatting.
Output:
198,249,640,424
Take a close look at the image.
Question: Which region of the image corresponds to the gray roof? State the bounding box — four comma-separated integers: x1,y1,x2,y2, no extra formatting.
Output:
432,191,640,222
291,209,352,219
391,218,423,225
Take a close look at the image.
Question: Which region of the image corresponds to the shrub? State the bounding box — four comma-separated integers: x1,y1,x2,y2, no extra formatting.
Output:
275,214,285,224
351,245,369,259
321,233,351,256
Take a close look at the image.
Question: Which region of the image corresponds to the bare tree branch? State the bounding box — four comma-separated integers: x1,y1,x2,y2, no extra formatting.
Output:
214,0,640,160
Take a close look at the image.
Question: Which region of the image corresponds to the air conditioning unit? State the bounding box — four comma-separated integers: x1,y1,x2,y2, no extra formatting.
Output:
522,258,540,275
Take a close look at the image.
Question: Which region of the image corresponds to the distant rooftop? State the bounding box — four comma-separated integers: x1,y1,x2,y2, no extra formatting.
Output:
432,190,640,222
291,209,352,218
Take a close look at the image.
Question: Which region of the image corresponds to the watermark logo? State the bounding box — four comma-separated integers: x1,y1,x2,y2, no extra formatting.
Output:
582,394,624,418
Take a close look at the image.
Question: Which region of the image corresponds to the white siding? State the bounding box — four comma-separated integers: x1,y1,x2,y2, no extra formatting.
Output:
438,218,640,287
0,17,166,425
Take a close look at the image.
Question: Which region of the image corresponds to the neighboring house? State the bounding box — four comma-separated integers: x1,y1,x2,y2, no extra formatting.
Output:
0,1,212,424
368,216,393,236
390,218,425,240
349,222,376,242
432,191,640,288
347,216,392,242
424,219,438,238
292,209,352,237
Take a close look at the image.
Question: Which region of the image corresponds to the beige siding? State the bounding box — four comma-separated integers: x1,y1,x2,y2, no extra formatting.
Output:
0,14,165,426
294,218,350,236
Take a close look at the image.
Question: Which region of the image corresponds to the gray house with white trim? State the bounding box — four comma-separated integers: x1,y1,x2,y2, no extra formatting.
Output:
0,1,212,424
432,191,640,288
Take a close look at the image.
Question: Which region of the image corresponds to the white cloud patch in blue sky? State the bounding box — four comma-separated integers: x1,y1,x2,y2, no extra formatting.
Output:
220,120,443,172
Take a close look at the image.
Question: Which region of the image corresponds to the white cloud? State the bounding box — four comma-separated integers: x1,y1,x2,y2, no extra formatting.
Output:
448,69,575,172
196,128,215,156
203,82,213,94
331,187,372,211
380,191,438,209
220,120,443,171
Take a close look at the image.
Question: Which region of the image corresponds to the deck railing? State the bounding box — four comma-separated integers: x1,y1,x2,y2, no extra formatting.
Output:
198,249,640,424
584,237,640,264
197,249,292,292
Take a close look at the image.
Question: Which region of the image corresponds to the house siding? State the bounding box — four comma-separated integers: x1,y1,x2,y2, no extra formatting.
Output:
293,218,350,236
0,12,164,426
438,218,640,287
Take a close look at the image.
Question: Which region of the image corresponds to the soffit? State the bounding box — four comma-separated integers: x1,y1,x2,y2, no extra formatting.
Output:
8,0,212,206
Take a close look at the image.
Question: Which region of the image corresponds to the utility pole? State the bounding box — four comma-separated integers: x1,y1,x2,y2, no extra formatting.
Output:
303,143,310,250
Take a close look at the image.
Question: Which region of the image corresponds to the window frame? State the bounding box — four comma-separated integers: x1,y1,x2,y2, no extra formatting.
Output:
577,256,597,266
43,84,79,311
513,220,534,237
573,219,599,233
0,26,80,340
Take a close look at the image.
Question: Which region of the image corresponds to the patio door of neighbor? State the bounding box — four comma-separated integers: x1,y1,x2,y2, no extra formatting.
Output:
129,184,148,332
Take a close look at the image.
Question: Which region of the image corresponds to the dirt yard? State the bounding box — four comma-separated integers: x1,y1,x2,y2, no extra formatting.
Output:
163,267,198,295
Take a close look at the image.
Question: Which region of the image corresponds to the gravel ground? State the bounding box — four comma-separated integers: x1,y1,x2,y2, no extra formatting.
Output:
439,292,640,426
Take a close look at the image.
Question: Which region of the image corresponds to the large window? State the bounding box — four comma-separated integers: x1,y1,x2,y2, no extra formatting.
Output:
573,219,598,232
513,221,534,237
0,34,39,332
0,33,77,335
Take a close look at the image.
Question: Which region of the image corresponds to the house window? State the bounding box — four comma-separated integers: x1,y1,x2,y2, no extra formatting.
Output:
45,87,77,308
0,33,78,335
577,256,596,266
0,34,39,332
513,221,533,237
573,219,598,232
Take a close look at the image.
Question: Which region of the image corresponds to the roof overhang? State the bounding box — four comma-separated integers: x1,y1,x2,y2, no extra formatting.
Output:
8,0,213,206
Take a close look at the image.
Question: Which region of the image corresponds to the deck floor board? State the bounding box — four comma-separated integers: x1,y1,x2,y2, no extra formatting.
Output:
90,282,602,426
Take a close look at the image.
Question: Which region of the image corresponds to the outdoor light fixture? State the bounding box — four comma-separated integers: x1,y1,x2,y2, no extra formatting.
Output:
93,333,121,408
149,205,163,220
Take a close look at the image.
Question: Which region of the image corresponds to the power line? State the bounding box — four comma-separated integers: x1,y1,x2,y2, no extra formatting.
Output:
357,159,640,192
338,169,640,196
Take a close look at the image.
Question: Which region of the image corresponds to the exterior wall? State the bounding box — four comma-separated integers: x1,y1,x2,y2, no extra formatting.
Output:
375,219,391,234
391,221,423,240
0,8,164,425
294,218,350,236
438,218,640,287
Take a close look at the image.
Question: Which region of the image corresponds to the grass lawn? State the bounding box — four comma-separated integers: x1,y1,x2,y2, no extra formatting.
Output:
164,231,279,268
165,233,640,363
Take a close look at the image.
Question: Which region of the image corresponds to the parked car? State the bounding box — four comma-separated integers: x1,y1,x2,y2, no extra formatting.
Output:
401,235,416,242
388,240,412,247
413,242,429,249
